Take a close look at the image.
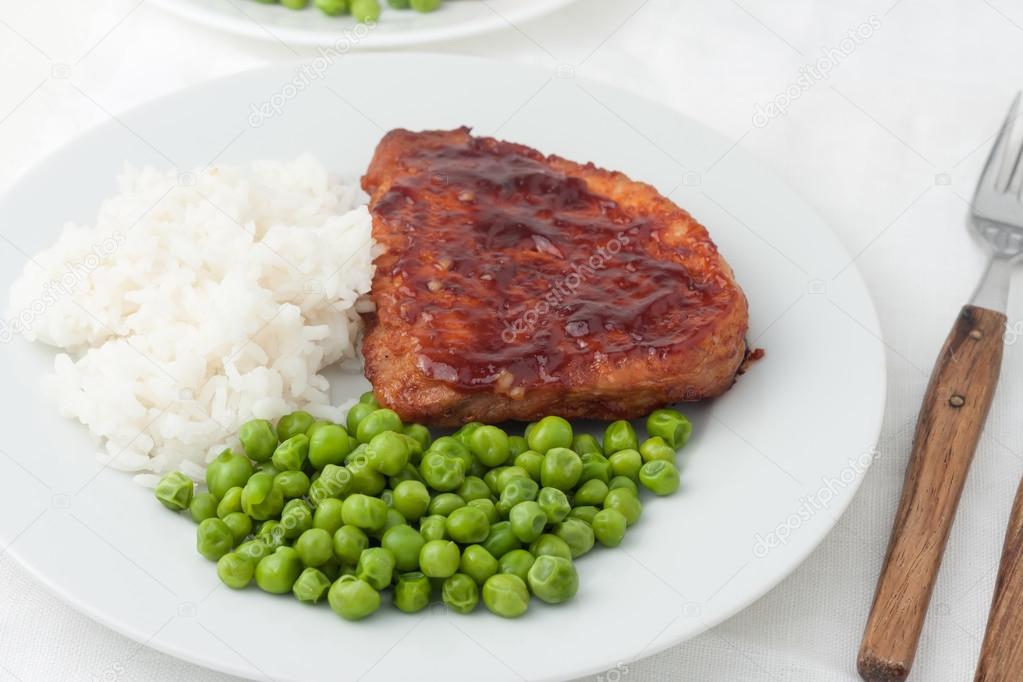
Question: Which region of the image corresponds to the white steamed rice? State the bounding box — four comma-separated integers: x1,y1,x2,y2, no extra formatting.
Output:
6,155,376,483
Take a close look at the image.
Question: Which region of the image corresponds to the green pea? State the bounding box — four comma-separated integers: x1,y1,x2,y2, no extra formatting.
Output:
453,421,483,446
216,552,254,589
348,457,387,496
496,466,531,493
419,540,460,578
429,493,467,517
409,0,441,10
341,494,388,531
418,514,448,542
319,557,341,581
216,486,243,518
468,425,510,467
459,544,498,585
435,442,478,482
394,571,432,613
483,467,506,496
592,508,628,547
554,518,594,558
308,465,354,505
206,449,255,499
389,464,425,488
608,475,639,495
442,573,479,614
403,423,432,451
419,451,465,492
604,488,643,526
572,433,603,456
276,411,314,441
346,402,375,436
537,487,571,524
568,505,599,525
603,420,638,455
509,501,547,543
377,508,407,538
529,533,572,560
608,449,643,481
281,499,313,539
357,547,396,590
197,517,235,561
579,452,611,484
308,424,351,470
639,436,676,464
646,408,692,449
189,492,218,523
292,567,331,603
257,461,280,478
514,451,544,482
256,546,303,594
456,476,491,502
294,528,333,567
639,460,681,496
274,470,310,499
527,416,573,453
574,479,609,506
467,498,499,524
239,419,277,462
155,471,194,511
328,576,380,620
306,420,333,439
237,539,272,564
445,506,490,544
498,549,535,584
481,520,521,559
365,430,410,476
382,524,425,572
222,512,252,544
388,0,410,7
527,555,579,604
356,409,403,443
508,435,529,458
359,391,380,407
540,448,582,491
498,477,539,516
482,574,529,618
392,480,431,521
256,520,286,550
332,525,369,565
272,434,309,472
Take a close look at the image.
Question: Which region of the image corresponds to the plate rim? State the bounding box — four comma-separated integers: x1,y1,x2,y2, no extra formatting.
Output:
148,0,581,48
0,53,888,681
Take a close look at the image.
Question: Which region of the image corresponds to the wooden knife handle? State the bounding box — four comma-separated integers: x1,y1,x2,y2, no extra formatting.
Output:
858,305,1006,682
975,476,1023,681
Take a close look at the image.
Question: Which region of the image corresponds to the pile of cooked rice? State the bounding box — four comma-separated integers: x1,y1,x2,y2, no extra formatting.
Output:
6,156,375,481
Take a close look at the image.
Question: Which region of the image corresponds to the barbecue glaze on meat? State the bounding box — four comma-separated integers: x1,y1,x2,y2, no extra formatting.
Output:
360,128,749,426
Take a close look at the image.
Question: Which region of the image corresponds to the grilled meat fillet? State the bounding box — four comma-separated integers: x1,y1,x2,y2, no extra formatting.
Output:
360,127,749,426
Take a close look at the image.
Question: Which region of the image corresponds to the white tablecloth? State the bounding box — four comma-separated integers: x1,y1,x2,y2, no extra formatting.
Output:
3,1,1023,680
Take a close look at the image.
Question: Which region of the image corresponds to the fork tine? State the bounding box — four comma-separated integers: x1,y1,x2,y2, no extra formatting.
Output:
977,92,1021,194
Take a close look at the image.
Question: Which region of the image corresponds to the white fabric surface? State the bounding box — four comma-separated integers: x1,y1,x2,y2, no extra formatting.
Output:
2,0,1023,680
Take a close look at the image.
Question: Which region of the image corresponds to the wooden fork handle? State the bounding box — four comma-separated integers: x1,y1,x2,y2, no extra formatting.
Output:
974,476,1023,681
858,305,1006,682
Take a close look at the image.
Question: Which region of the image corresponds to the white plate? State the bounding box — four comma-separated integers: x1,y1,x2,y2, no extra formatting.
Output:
150,0,578,48
0,55,886,682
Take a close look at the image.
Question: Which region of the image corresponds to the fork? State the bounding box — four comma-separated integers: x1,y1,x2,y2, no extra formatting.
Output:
858,93,1023,682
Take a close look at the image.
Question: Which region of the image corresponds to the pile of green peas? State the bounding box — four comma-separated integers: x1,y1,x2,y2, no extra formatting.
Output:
154,394,691,620
251,0,444,23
